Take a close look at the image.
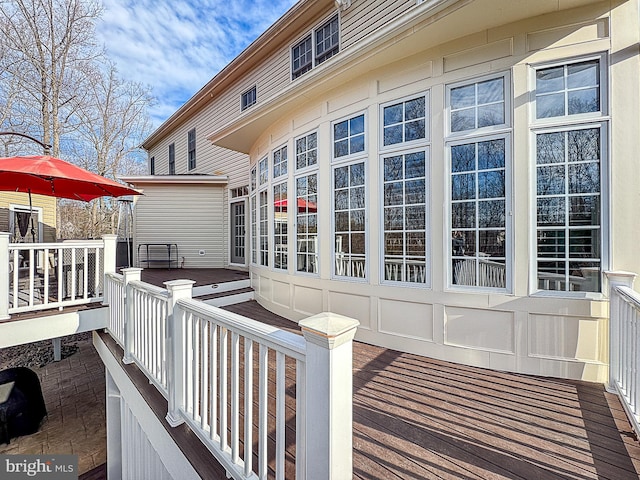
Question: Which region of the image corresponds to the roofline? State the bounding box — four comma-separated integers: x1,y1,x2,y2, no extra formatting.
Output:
119,175,229,186
141,0,331,150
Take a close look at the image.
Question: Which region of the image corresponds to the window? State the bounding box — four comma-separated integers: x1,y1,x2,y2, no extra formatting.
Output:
333,113,365,159
532,57,606,293
250,195,257,264
291,13,340,80
292,36,312,79
273,145,288,178
535,127,603,292
150,156,155,175
259,190,269,266
449,76,506,133
188,129,196,170
273,183,288,270
168,143,175,175
382,94,428,147
450,138,508,288
10,205,42,243
333,162,366,278
258,157,268,185
231,186,249,198
382,150,428,284
241,86,257,111
535,60,600,119
296,132,317,169
315,15,339,65
296,173,318,274
447,73,511,290
250,166,257,191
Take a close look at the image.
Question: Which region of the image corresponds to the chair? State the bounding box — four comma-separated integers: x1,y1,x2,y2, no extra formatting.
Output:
0,367,47,444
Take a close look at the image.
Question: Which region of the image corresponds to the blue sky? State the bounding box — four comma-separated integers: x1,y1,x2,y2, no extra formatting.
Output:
96,0,297,127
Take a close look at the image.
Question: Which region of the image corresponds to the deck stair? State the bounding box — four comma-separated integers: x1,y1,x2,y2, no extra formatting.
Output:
193,278,254,307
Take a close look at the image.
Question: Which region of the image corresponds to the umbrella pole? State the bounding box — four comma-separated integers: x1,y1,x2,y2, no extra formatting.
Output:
28,189,36,243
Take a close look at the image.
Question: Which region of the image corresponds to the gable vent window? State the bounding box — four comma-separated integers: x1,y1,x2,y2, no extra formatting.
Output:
150,156,155,175
241,86,257,111
188,128,196,170
291,13,340,80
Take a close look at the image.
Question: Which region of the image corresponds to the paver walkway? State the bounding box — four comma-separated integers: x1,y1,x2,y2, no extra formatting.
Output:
0,338,106,476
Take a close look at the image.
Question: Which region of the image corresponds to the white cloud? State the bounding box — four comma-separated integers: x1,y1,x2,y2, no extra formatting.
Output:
96,0,297,127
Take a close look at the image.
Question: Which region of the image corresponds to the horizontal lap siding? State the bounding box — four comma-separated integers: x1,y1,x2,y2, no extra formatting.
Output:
341,0,415,50
0,193,57,242
134,184,225,268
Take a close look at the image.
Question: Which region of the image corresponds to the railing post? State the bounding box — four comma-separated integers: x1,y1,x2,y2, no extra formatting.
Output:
299,312,359,480
165,279,195,427
605,271,637,393
103,234,118,275
122,267,142,365
0,232,9,320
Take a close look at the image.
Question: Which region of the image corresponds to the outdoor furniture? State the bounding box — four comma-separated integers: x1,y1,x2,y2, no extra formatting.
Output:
137,243,179,269
0,367,47,445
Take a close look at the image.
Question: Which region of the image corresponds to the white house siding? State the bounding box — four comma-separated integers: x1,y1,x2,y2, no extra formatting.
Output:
133,183,226,268
242,1,637,382
340,0,415,50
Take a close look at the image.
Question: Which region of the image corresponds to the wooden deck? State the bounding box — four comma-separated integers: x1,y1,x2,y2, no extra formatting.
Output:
96,291,640,479
140,267,249,288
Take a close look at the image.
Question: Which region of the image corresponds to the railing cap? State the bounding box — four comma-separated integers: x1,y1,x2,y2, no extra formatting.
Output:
605,271,637,288
300,312,359,349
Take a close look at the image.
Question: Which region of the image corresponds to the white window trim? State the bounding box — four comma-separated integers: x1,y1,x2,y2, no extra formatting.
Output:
445,71,512,139
289,11,340,81
294,130,319,173
528,122,609,299
272,143,288,179
529,52,609,127
445,133,513,293
272,181,289,271
10,204,43,243
331,111,368,163
379,91,430,152
294,170,320,277
331,159,369,282
378,146,431,288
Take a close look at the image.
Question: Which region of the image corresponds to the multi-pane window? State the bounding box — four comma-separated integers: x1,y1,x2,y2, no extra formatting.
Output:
273,183,288,270
450,77,505,132
250,166,257,191
150,156,155,175
188,128,196,170
382,95,427,147
382,151,428,284
292,36,312,79
241,86,257,111
536,60,599,119
250,195,257,264
333,114,365,159
450,138,508,288
316,14,339,65
258,157,268,185
259,190,269,266
273,145,288,178
533,57,605,293
334,162,366,278
296,173,318,274
291,13,340,80
296,132,317,169
168,143,175,174
535,128,602,292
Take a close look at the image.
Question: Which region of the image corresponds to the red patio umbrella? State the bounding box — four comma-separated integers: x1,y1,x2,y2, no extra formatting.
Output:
0,155,141,241
273,197,317,212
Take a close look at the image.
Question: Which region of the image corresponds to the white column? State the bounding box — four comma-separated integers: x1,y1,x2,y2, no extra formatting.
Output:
165,279,195,427
122,267,142,365
299,312,359,480
605,271,637,392
0,232,9,320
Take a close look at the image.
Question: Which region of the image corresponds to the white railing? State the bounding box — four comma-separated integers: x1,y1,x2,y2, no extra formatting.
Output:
0,233,118,318
105,271,125,346
606,271,640,436
103,268,359,480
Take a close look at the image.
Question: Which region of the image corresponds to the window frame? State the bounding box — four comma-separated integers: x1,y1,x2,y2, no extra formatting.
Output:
273,144,288,179
290,12,340,81
150,156,155,175
445,72,511,138
241,85,257,111
168,143,175,175
273,181,288,271
188,128,196,171
332,111,367,162
379,92,430,152
295,171,319,276
295,130,318,171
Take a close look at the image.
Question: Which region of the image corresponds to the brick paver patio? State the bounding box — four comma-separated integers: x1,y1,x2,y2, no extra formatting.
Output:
0,338,106,476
